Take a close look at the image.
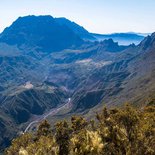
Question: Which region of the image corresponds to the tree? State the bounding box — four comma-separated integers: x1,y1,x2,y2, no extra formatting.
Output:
5,133,33,155
5,104,155,155
55,121,70,155
37,120,52,137
26,136,58,155
70,130,103,155
71,116,88,132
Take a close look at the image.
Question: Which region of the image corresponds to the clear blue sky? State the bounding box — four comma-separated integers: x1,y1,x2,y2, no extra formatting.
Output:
0,0,155,34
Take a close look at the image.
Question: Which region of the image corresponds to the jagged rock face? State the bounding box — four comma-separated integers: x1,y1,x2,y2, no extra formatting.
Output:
138,32,155,51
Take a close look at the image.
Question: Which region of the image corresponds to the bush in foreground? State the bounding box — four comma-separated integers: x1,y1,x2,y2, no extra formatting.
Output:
5,105,155,155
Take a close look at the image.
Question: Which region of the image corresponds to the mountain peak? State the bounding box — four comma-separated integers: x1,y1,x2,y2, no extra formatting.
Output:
139,32,155,50
99,39,127,52
0,15,84,52
10,15,55,28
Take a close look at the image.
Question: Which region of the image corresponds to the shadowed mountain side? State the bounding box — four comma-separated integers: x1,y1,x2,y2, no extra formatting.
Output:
0,82,67,150
56,17,96,40
1,85,66,124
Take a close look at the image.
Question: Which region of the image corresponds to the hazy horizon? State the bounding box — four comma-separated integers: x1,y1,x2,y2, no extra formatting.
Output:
0,0,155,34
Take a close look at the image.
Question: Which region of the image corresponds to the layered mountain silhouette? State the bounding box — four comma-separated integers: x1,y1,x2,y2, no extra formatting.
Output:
0,15,154,151
93,33,145,45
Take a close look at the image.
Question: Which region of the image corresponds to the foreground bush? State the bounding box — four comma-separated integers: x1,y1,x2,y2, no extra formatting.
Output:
5,105,155,155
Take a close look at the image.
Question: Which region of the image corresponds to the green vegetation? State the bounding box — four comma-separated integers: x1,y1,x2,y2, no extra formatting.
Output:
5,105,155,155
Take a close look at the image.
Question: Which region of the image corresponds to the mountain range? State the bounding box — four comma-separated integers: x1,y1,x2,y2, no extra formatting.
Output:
92,33,146,45
0,15,154,151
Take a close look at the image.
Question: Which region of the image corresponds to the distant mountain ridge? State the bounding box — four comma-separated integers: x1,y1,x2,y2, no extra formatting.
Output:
0,15,147,47
92,32,145,45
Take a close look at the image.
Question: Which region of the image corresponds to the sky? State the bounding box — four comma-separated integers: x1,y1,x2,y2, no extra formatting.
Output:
0,0,155,34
